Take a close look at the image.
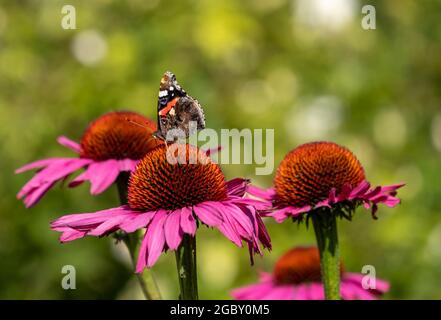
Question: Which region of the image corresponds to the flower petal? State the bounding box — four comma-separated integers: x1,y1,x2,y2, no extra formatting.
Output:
23,181,56,208
180,207,197,236
225,178,249,197
164,210,184,250
221,203,254,240
216,206,243,247
88,160,121,195
349,180,371,199
380,183,405,193
53,227,87,242
146,210,168,267
136,229,149,273
15,158,67,174
17,158,91,207
57,136,81,153
118,159,138,172
337,183,352,202
246,185,276,201
193,202,223,227
120,211,155,233
51,206,132,230
68,170,89,188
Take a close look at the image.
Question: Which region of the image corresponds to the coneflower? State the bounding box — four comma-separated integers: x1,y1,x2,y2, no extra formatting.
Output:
248,142,403,300
51,144,271,300
16,111,161,207
232,246,389,300
16,111,163,299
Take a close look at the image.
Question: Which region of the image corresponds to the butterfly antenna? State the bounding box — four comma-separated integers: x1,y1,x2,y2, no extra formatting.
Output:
125,118,157,143
125,118,149,129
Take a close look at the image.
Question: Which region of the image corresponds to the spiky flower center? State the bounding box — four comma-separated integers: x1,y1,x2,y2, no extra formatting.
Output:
273,247,343,285
274,142,365,208
80,111,161,161
128,144,228,211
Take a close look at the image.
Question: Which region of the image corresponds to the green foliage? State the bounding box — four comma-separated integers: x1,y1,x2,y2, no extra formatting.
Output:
1,0,440,299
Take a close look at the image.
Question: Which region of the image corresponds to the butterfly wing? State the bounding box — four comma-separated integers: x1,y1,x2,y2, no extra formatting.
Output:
154,71,205,140
175,96,205,137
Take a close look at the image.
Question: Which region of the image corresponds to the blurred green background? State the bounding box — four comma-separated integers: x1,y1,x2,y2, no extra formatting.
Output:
1,0,441,299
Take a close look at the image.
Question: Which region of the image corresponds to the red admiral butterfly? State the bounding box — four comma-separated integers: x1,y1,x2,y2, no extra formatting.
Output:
153,71,205,141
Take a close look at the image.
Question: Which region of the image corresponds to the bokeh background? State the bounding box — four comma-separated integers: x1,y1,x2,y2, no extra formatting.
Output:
1,0,440,299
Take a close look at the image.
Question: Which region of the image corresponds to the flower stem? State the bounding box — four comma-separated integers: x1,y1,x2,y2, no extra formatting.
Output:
116,172,162,300
175,234,199,300
311,212,341,300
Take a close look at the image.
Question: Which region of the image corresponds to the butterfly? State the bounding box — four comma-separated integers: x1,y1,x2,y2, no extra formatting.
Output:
153,71,205,142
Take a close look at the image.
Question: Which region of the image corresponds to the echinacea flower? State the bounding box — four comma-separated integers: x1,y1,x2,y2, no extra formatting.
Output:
51,144,271,272
16,111,161,208
248,141,404,222
248,141,403,299
231,246,389,300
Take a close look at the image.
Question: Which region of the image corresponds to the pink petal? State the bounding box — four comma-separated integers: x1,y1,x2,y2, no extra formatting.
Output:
164,210,184,250
136,229,149,273
380,183,405,193
246,185,276,201
146,210,168,267
17,159,90,198
51,206,132,229
344,272,390,294
349,180,371,199
341,282,377,300
260,285,295,300
268,208,292,223
315,199,331,209
15,158,67,174
54,227,87,242
363,186,382,200
337,184,352,202
256,215,272,250
68,170,89,188
268,206,310,223
17,158,91,207
293,284,311,300
232,282,280,300
217,210,243,247
225,178,249,197
328,188,336,204
193,202,223,227
120,211,155,233
57,136,81,153
308,283,325,300
88,160,121,195
180,207,197,235
222,203,254,239
23,181,56,208
371,194,401,207
118,159,138,172
233,198,272,211
88,215,128,236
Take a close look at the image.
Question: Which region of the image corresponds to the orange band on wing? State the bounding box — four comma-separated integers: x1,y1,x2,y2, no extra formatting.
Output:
159,97,179,116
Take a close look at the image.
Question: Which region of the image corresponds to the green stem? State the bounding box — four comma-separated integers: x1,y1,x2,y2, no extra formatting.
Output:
175,234,198,300
116,173,162,300
311,212,341,300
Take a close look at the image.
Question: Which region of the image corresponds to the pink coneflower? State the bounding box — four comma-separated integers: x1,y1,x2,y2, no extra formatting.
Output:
16,111,161,208
51,144,271,298
232,247,389,300
248,141,403,300
249,142,404,222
